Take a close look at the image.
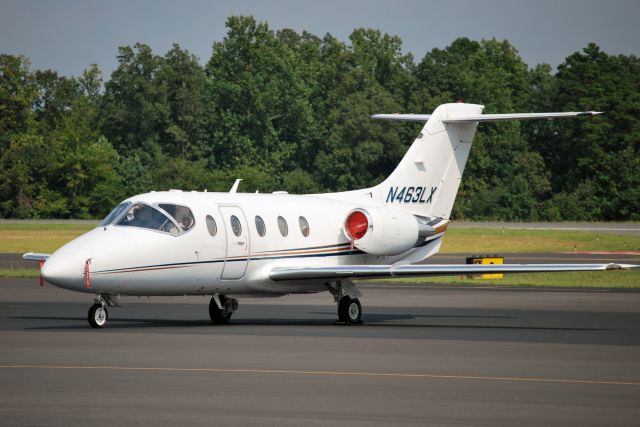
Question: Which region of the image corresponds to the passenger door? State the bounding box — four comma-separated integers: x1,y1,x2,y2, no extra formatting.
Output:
218,205,250,279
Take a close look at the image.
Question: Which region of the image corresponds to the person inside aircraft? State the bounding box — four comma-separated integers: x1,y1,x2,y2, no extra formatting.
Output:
116,203,180,235
158,204,195,232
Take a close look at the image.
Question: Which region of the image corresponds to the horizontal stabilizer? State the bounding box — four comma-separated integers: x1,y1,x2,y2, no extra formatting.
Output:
442,111,602,123
371,111,602,124
371,113,432,122
22,252,50,261
270,263,637,281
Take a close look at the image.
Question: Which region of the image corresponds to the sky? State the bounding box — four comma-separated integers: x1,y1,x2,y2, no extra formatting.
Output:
1,0,639,78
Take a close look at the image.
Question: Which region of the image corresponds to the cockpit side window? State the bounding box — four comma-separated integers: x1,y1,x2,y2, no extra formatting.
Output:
117,203,180,235
100,202,131,226
158,204,195,232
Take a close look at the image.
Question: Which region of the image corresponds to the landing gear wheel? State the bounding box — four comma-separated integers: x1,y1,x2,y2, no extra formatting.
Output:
209,296,232,324
338,296,362,324
88,303,108,328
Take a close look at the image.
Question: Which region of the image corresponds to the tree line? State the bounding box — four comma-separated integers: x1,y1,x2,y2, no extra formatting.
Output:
1,16,638,220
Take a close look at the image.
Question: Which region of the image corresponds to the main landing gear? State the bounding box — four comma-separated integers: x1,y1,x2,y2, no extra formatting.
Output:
87,294,120,328
328,280,363,325
209,295,239,324
338,295,362,324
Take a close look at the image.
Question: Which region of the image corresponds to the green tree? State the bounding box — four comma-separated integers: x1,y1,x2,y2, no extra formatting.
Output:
0,55,37,154
101,43,167,160
415,38,549,220
549,44,640,220
158,45,209,160
205,16,314,176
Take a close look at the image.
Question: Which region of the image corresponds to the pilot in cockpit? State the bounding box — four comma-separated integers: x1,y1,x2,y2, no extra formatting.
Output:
129,205,152,228
173,206,194,230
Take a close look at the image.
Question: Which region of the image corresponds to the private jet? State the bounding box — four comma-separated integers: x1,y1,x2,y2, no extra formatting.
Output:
23,102,638,328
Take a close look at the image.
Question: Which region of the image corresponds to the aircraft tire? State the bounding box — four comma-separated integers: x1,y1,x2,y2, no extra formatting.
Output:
88,303,108,328
338,296,362,324
209,296,232,324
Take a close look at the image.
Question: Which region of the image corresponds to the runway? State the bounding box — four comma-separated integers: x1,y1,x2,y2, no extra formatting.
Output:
1,279,639,426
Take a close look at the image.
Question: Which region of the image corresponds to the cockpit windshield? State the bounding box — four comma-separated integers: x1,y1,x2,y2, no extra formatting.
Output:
116,203,180,235
158,204,195,232
100,202,131,226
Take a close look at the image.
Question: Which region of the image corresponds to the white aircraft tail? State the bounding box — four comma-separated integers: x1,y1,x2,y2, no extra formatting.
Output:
323,102,599,223
370,103,601,220
374,103,483,219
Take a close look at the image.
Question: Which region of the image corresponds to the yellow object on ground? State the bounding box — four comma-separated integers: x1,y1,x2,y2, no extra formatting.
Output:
466,256,504,279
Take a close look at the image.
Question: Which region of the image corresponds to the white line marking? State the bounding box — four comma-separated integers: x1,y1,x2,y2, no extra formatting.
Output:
0,365,637,386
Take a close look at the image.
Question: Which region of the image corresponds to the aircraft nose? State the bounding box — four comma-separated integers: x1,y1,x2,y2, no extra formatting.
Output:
41,251,85,289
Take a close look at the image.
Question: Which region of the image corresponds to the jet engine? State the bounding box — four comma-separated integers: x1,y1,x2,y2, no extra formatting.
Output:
343,207,440,256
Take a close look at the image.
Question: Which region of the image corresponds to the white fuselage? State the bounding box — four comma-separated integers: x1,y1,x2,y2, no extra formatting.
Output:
41,190,443,297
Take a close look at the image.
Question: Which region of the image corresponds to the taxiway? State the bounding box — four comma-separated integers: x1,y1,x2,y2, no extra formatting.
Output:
0,279,639,426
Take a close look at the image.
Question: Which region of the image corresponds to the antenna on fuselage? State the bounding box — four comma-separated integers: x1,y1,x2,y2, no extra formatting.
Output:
229,179,242,193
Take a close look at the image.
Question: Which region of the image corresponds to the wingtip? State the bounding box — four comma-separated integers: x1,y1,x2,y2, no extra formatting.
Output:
22,252,50,261
605,263,639,270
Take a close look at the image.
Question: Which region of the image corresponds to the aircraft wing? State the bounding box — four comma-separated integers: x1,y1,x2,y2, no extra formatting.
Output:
22,252,51,261
270,263,637,281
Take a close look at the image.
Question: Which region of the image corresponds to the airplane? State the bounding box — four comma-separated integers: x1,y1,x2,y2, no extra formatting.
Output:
23,102,638,328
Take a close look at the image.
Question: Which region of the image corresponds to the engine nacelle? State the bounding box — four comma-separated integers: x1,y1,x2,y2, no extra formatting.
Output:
343,207,428,256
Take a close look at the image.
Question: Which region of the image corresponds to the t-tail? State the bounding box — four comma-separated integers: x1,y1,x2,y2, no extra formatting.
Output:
370,103,601,220
374,103,483,220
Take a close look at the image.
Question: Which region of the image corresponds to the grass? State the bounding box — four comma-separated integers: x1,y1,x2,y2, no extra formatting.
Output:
365,269,640,289
0,269,40,278
0,223,97,253
439,227,640,253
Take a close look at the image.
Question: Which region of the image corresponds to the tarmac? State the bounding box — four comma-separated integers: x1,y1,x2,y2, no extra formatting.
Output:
1,278,639,426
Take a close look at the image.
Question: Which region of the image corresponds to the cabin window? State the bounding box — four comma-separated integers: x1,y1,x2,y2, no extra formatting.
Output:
205,215,217,237
117,203,180,235
255,216,266,237
230,215,242,237
158,204,195,232
100,202,131,226
299,216,310,237
277,216,288,237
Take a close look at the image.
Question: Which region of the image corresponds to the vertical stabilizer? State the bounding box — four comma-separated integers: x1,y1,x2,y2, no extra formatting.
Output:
376,103,483,219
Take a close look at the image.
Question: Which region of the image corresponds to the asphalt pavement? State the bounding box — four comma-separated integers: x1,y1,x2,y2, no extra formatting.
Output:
0,278,639,426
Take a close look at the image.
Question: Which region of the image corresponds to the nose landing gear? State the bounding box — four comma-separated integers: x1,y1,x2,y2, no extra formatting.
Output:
88,301,107,328
87,294,120,328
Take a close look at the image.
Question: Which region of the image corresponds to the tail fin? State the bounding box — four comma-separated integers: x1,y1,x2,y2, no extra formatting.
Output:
372,103,602,219
375,103,484,219
323,102,600,221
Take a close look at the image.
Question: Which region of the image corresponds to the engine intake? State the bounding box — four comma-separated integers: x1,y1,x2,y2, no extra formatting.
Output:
344,208,444,256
